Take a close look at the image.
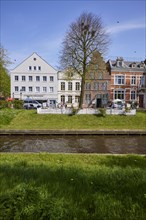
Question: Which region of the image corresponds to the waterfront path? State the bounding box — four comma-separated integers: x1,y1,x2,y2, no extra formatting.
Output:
0,129,146,135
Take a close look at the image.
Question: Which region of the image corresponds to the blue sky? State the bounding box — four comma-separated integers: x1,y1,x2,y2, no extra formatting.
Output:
1,0,146,70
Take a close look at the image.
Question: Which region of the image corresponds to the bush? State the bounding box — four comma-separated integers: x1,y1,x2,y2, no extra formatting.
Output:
13,100,23,109
0,100,8,109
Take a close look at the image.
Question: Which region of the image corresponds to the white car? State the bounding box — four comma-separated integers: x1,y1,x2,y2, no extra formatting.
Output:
23,100,42,109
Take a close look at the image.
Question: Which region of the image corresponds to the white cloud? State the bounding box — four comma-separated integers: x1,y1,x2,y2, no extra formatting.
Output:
107,21,146,34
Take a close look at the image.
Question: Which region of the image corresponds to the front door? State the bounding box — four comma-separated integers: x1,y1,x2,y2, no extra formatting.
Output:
96,98,102,108
139,95,144,108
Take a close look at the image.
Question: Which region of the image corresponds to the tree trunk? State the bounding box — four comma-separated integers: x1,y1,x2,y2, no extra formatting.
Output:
79,76,85,109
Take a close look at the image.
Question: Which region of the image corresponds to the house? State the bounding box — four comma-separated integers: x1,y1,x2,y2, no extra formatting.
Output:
83,51,111,108
138,70,146,108
107,57,146,107
11,52,58,105
57,70,81,108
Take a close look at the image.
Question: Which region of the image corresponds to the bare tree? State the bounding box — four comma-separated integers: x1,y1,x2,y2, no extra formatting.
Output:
60,12,110,108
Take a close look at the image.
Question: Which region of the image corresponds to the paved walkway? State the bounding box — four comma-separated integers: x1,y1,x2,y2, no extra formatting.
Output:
0,129,146,135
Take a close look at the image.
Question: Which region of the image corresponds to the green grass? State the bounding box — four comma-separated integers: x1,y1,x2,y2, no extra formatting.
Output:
0,154,146,219
0,109,146,130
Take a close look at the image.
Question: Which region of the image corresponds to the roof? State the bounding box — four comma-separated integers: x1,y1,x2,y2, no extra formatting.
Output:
108,57,146,72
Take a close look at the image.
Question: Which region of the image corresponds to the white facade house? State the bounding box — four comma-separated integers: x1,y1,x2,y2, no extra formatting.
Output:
11,52,58,105
57,71,81,108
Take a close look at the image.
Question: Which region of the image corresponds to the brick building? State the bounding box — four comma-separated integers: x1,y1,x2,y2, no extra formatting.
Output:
107,57,146,107
83,51,111,108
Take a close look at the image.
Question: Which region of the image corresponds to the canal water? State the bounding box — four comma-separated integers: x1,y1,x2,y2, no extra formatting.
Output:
0,135,146,154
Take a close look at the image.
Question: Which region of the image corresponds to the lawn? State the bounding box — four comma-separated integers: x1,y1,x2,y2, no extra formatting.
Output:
0,108,146,130
0,154,146,219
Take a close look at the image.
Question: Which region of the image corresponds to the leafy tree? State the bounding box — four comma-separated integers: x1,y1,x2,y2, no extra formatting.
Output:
60,12,110,108
0,45,11,98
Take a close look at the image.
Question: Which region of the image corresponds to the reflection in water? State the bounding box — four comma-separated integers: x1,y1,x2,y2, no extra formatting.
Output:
0,135,146,154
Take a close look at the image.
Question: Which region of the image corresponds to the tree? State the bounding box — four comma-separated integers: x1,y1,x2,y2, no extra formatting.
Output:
0,45,11,98
60,12,110,108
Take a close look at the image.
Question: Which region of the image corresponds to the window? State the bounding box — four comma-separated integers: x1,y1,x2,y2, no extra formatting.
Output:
94,82,98,90
115,75,125,85
21,87,26,92
89,73,94,79
29,87,33,92
114,90,125,100
29,76,33,81
61,82,65,90
15,86,19,92
15,76,19,81
61,95,65,104
50,87,54,93
50,76,54,81
29,66,32,70
75,96,80,103
68,95,72,103
36,87,40,92
68,82,72,91
43,87,47,92
85,82,91,90
33,58,36,61
76,82,80,90
85,94,91,104
43,76,47,81
36,76,40,81
98,73,103,79
131,91,136,100
34,66,36,70
22,76,26,81
102,82,107,91
131,76,136,85
38,66,41,71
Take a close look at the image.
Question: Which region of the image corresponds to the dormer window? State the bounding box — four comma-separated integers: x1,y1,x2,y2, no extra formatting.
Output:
131,63,136,68
116,57,124,67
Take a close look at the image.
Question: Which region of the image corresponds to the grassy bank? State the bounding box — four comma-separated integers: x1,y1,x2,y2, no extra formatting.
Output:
0,154,146,219
0,109,146,130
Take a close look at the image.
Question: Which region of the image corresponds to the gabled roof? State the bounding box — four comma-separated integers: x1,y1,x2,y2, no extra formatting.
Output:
11,52,57,73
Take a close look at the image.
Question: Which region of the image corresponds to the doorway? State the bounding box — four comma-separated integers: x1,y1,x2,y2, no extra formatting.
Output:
96,98,102,108
139,95,144,108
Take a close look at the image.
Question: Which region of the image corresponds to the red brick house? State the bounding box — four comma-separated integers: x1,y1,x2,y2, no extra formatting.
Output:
83,51,111,108
107,57,146,107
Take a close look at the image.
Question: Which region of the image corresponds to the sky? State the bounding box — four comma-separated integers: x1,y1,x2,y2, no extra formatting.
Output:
1,0,146,71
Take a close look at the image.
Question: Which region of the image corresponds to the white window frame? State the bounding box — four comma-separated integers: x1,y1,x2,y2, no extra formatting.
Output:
15,75,19,81
114,89,125,100
29,76,33,81
61,82,65,91
43,76,47,81
43,87,47,93
68,95,72,103
36,87,40,92
130,90,136,100
68,82,72,91
131,76,136,85
50,76,54,82
75,82,80,91
50,87,54,93
114,75,125,85
15,86,19,92
36,76,40,81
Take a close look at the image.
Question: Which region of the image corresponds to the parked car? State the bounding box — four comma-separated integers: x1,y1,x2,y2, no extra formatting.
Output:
23,100,42,109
